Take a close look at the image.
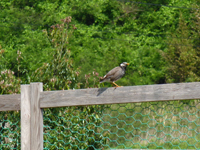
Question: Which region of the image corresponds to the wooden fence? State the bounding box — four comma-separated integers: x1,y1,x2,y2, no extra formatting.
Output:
0,82,200,150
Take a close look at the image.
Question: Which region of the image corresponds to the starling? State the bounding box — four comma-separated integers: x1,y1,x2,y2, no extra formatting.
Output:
100,62,129,87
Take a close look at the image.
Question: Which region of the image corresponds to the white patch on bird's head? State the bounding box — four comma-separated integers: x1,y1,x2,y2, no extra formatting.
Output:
120,62,128,67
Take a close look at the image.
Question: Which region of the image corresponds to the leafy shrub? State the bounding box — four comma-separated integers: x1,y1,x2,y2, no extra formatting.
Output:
30,17,108,149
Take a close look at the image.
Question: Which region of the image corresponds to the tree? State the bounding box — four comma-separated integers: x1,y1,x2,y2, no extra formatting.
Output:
163,14,200,83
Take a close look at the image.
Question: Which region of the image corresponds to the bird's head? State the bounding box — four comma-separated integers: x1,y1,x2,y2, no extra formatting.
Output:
120,62,129,67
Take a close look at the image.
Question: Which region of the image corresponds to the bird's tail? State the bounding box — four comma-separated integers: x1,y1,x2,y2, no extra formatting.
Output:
99,77,105,83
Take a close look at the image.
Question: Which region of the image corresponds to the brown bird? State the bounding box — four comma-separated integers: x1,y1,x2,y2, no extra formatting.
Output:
100,62,129,87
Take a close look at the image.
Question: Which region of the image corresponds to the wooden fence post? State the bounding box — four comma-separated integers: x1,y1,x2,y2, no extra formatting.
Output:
30,83,43,149
21,83,43,150
21,84,31,150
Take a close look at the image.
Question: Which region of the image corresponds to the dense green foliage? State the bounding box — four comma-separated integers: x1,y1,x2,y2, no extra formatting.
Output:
1,0,200,88
1,0,200,149
0,0,200,87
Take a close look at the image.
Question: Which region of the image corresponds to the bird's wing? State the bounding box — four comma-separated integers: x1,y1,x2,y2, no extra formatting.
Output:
105,66,121,78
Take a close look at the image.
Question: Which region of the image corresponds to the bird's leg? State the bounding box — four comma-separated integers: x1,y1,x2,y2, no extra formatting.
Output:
111,82,122,88
110,82,115,87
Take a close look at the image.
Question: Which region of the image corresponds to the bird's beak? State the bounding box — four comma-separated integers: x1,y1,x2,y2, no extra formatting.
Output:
127,63,130,65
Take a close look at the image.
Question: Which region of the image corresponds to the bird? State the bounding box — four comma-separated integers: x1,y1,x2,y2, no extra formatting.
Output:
100,62,129,87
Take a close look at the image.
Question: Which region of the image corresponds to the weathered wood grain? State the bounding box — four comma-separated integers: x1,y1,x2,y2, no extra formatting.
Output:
30,83,43,150
21,84,31,150
40,82,200,108
0,94,20,111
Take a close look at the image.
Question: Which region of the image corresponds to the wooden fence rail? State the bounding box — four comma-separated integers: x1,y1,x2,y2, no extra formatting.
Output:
0,82,200,149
